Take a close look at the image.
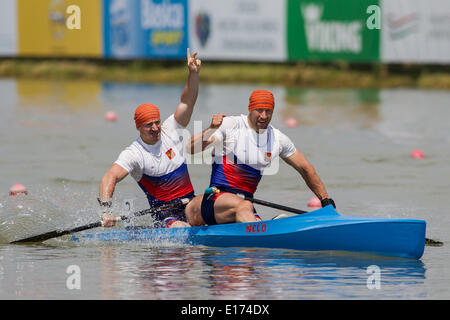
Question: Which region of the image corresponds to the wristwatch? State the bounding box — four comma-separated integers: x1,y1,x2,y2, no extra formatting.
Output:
321,198,336,209
97,198,112,213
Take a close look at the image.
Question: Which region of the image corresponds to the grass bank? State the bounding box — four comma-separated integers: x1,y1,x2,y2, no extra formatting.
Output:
0,58,449,89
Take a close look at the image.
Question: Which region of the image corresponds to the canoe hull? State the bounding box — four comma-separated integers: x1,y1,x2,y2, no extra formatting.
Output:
73,206,426,259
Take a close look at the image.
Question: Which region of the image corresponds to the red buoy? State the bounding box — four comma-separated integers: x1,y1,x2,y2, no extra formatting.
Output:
9,183,28,196
410,149,424,159
105,111,118,122
285,118,298,128
307,196,321,208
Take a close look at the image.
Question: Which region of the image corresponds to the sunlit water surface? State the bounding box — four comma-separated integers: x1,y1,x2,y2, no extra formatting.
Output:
0,79,449,299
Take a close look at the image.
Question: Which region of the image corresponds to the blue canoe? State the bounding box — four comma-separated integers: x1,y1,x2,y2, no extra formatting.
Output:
72,205,426,259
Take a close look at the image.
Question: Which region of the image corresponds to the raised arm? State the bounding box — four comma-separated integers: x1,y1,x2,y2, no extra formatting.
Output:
282,150,331,203
174,48,202,127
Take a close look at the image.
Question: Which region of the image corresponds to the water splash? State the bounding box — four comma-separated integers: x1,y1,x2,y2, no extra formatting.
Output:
0,184,104,243
0,181,191,247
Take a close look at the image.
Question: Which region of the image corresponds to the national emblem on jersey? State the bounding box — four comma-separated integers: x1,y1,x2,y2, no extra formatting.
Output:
165,148,176,160
264,152,272,162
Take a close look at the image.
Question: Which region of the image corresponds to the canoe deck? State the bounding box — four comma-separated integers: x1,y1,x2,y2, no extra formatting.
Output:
72,205,426,259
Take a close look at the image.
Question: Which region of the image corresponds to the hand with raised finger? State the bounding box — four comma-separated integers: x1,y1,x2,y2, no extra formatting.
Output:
187,48,201,73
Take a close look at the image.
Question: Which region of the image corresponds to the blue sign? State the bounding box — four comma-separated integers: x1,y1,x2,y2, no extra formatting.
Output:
103,0,188,59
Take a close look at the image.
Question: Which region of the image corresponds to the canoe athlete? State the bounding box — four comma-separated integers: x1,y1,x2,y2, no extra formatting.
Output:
98,49,201,228
185,89,335,226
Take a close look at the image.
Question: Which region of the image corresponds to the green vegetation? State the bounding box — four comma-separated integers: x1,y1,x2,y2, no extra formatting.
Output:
0,58,449,89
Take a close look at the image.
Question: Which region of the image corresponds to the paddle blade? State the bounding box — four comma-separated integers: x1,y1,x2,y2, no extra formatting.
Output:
10,197,191,244
11,221,103,243
425,238,443,247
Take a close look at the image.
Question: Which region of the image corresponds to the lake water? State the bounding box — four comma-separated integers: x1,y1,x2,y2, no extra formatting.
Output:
0,78,449,300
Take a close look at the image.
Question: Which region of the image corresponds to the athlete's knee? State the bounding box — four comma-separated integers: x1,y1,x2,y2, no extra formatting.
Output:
223,197,251,218
185,196,204,226
167,220,190,228
234,199,256,223
237,199,253,212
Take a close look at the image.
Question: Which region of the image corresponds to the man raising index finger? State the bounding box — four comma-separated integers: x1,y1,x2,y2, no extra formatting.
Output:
99,48,202,228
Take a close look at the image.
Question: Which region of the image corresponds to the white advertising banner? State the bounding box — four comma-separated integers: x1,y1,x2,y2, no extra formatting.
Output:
381,0,450,63
0,0,17,56
188,0,286,61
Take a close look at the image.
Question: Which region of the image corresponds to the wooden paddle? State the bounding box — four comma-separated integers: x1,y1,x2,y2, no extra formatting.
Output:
205,187,443,247
10,198,191,244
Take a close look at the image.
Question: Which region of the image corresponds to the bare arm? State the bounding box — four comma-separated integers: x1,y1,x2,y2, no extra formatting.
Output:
187,113,226,154
99,163,129,204
98,164,129,227
283,150,330,201
174,48,201,127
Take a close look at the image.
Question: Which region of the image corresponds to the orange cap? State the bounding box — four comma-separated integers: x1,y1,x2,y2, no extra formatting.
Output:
134,103,160,129
248,90,275,111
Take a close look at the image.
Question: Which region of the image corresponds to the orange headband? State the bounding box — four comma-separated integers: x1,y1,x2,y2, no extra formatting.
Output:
248,90,274,111
134,103,160,129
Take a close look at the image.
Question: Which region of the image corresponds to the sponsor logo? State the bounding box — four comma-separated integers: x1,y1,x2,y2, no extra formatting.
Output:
246,223,267,233
165,148,176,159
386,12,420,40
301,3,362,53
140,0,184,29
151,30,183,46
109,0,132,53
140,0,186,52
195,12,210,47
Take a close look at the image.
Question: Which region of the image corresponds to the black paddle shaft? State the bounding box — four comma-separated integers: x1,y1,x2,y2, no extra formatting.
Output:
245,196,309,215
205,187,309,215
11,221,103,243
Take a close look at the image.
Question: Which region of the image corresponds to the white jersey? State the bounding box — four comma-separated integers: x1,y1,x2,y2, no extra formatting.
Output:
209,114,296,195
115,114,194,205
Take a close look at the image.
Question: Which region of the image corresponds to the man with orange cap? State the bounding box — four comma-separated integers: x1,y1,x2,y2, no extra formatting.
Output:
184,89,335,226
99,49,201,228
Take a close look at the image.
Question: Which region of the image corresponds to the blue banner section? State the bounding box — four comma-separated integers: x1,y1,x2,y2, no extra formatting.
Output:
103,0,188,59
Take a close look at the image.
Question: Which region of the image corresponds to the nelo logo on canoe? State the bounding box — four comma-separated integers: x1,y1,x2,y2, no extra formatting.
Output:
246,223,267,233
